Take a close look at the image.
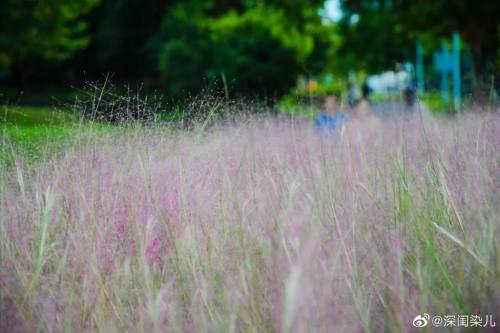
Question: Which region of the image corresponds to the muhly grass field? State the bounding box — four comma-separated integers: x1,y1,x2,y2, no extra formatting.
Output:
0,108,499,332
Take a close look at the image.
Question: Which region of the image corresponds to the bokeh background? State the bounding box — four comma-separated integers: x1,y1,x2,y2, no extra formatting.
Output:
1,0,499,107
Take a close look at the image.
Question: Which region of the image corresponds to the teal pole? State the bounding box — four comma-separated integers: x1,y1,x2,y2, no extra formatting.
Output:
440,42,449,102
452,33,461,110
416,41,424,95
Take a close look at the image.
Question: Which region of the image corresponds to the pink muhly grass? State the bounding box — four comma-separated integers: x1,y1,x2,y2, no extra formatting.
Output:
0,109,499,332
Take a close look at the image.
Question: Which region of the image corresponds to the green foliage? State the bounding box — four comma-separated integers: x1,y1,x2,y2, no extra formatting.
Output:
1,0,498,100
278,95,318,118
0,106,76,125
337,0,500,76
151,0,326,98
1,0,328,99
0,0,101,75
334,5,413,73
88,0,172,77
421,92,473,115
421,92,454,115
0,88,84,107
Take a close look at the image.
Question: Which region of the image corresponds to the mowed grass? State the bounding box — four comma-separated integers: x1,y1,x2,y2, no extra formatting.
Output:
1,106,77,125
1,106,87,166
1,125,77,165
0,107,498,332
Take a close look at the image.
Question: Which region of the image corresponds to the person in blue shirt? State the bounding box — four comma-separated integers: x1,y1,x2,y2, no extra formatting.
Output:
314,95,348,134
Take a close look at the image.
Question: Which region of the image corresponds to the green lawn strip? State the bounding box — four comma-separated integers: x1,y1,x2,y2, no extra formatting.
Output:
1,105,78,126
0,105,80,166
0,121,178,168
1,124,78,166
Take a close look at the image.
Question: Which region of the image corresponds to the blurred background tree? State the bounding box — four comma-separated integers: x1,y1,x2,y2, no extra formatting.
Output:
338,0,500,76
0,0,100,78
0,0,498,102
1,0,327,100
151,0,324,98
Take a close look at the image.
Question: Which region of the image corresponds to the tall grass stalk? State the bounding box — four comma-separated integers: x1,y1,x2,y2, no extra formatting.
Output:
1,108,499,332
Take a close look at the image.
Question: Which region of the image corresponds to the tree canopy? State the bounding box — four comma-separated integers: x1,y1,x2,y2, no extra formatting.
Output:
1,0,328,98
338,0,500,75
0,0,100,76
0,0,498,99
